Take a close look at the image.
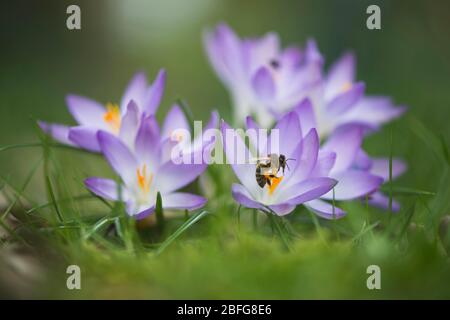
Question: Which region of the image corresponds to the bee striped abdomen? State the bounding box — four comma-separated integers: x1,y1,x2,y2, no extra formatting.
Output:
256,166,267,188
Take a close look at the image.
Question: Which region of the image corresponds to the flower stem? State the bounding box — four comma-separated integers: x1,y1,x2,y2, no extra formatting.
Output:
264,209,291,251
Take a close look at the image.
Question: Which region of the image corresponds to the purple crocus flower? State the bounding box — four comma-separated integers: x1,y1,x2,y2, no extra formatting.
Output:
205,23,322,127
205,23,406,137
305,52,406,138
303,123,384,218
245,100,384,219
222,112,337,216
292,98,404,215
39,70,166,152
84,115,209,219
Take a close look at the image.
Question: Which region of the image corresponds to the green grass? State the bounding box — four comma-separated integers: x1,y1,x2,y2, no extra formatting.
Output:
1,118,450,299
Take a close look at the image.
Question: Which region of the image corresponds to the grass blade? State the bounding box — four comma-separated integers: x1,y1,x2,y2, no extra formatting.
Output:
156,210,209,255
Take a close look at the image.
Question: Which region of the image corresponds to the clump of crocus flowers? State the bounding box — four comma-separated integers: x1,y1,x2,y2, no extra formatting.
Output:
39,23,407,221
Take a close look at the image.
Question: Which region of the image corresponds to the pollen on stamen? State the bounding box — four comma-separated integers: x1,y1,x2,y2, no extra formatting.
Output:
103,103,121,133
137,164,153,194
340,82,353,93
267,175,283,195
171,131,184,142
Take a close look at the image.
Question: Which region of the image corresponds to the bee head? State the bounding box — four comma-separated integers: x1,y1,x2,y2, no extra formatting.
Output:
279,154,295,173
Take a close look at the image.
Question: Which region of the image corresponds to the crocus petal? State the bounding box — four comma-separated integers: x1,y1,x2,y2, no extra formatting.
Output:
98,131,137,185
245,116,261,150
127,202,156,220
120,72,148,113
84,177,126,201
221,120,259,191
161,104,190,140
66,94,106,126
247,32,280,70
245,115,261,131
68,126,101,152
322,170,383,201
135,115,161,167
252,67,275,100
204,28,233,87
304,39,324,66
310,150,337,177
280,177,337,205
279,47,302,68
204,110,220,131
269,203,296,216
231,183,265,210
191,111,220,155
268,111,302,158
323,124,363,174
327,82,365,115
285,128,319,186
119,100,140,149
325,52,356,99
156,161,207,194
370,158,407,181
293,98,317,137
163,192,207,211
353,149,372,170
213,23,247,85
338,96,407,128
367,192,401,212
143,69,166,115
38,121,75,146
304,199,346,220
160,137,183,164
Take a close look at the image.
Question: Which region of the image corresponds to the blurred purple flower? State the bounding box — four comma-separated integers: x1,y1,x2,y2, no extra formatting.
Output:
205,23,406,138
223,112,337,216
205,23,322,127
293,99,405,214
304,123,384,218
353,150,407,211
84,115,209,219
305,52,406,138
39,70,166,152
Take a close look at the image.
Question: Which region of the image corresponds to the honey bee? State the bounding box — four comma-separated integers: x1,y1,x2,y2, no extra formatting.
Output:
254,154,295,188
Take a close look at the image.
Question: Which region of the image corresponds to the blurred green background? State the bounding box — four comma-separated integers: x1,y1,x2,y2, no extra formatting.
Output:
1,0,450,299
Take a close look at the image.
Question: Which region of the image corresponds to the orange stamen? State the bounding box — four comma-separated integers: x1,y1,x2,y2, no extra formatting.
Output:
340,82,353,93
103,103,121,133
171,131,184,142
136,164,153,194
266,175,283,195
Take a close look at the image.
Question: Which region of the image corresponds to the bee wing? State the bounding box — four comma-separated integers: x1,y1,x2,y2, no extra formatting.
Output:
259,166,274,175
270,155,280,172
249,157,271,164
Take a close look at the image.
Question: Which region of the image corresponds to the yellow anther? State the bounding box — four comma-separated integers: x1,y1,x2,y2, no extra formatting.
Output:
267,175,283,195
136,164,153,194
340,82,353,93
103,103,121,133
171,131,184,142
